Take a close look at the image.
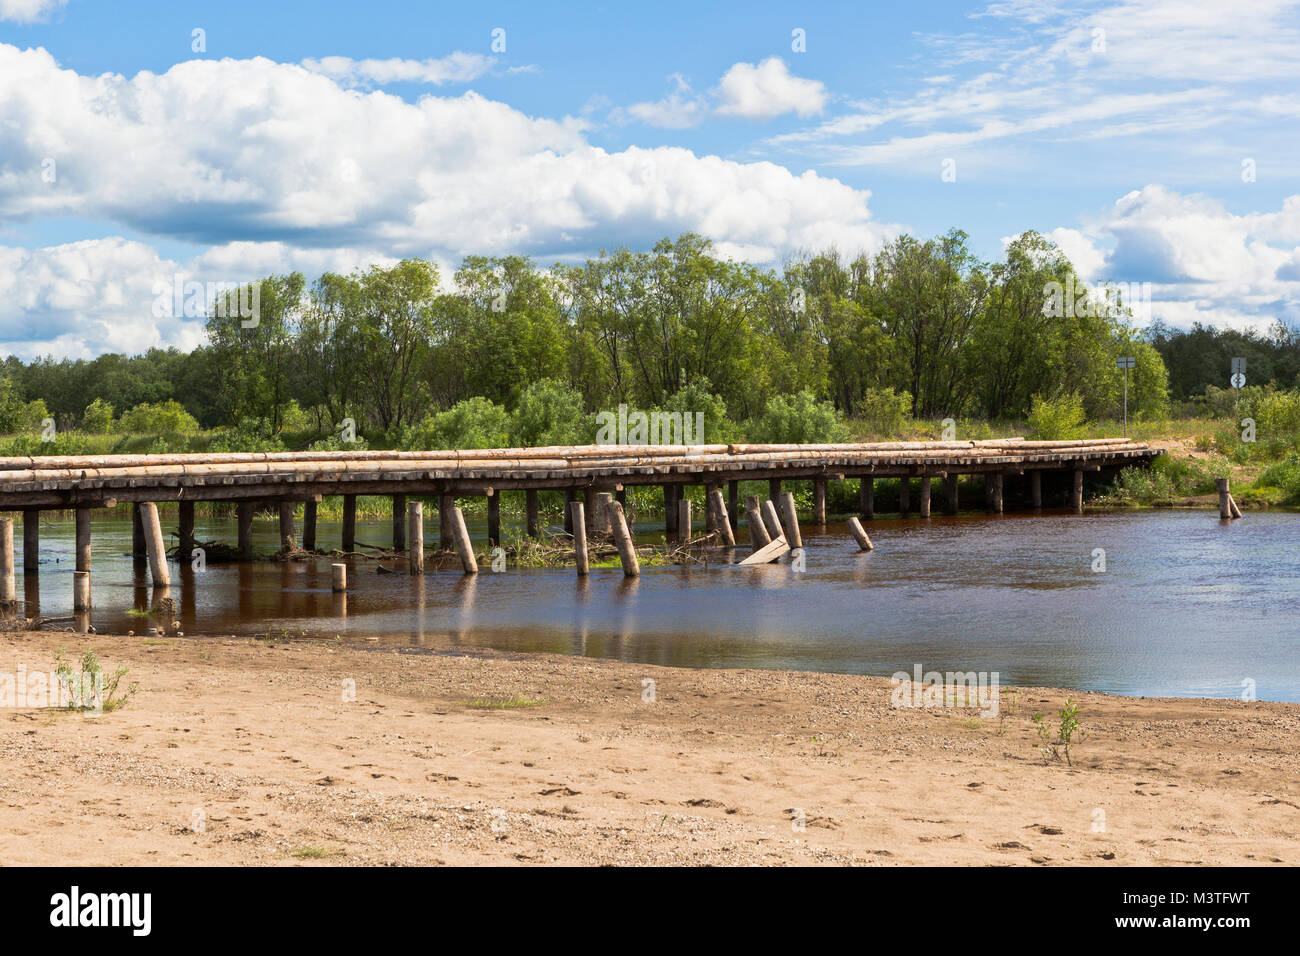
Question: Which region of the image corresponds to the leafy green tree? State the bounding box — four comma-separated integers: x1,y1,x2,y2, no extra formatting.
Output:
81,398,115,433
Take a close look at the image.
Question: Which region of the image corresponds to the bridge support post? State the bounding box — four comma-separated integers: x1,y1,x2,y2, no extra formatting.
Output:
678,497,692,544
595,492,614,535
705,483,721,532
0,518,15,607
73,570,91,612
571,501,589,575
487,491,500,545
341,495,356,552
439,493,454,549
944,475,959,515
407,501,423,574
1071,468,1084,514
898,477,910,515
1031,471,1042,509
991,473,1004,514
525,489,539,538
278,501,296,551
813,476,827,526
450,507,477,575
919,476,932,517
860,477,873,520
745,495,771,550
238,502,254,559
710,488,735,548
610,502,639,577
141,502,170,587
22,510,38,575
132,503,146,562
178,501,194,559
663,485,678,536
76,507,92,573
563,489,576,535
392,494,407,551
769,478,781,501
302,500,317,551
727,480,739,526
779,491,802,550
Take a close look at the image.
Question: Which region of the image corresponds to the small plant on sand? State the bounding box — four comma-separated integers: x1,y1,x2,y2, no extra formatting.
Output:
465,695,545,710
53,647,138,713
1032,698,1085,766
996,690,1019,736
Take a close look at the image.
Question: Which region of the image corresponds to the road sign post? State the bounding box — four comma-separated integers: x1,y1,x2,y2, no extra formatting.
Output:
1117,356,1135,435
1230,358,1246,406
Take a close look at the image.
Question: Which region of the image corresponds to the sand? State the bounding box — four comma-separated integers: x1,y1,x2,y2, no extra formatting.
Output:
1,629,1297,866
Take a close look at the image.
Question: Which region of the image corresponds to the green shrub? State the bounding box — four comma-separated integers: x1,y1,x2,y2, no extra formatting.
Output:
119,400,200,434
1026,392,1087,440
407,397,511,450
81,398,115,434
509,379,590,447
747,390,848,444
1256,455,1300,504
854,387,912,437
208,419,287,453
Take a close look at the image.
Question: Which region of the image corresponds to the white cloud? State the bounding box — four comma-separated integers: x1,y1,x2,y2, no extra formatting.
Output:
0,43,899,357
714,57,828,120
614,74,709,129
300,52,495,87
0,0,65,23
1047,185,1300,331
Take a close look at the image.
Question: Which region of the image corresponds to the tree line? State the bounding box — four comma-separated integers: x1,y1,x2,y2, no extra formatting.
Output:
3,230,1297,443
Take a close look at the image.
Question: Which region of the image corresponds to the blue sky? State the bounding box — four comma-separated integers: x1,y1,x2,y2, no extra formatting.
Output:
2,0,1299,358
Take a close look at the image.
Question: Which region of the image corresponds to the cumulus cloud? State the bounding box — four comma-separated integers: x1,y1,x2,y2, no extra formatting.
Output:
1048,186,1300,331
613,74,709,129
714,57,828,120
0,0,64,23
0,43,897,357
300,52,494,87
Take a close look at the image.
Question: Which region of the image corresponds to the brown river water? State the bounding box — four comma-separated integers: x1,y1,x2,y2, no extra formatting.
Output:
7,509,1299,701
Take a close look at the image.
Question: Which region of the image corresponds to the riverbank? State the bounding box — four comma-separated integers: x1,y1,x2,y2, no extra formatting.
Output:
1,630,1296,866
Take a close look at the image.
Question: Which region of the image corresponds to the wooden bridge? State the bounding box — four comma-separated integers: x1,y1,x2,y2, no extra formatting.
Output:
0,438,1157,612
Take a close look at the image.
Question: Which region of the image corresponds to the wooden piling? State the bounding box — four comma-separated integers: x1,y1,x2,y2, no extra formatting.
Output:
392,494,407,551
487,491,501,545
0,518,14,606
1229,494,1243,519
727,480,739,526
711,489,735,548
141,502,170,587
302,499,317,551
919,476,931,518
279,501,296,550
898,477,910,515
237,502,254,559
595,492,614,535
678,498,692,544
131,502,146,560
761,500,784,541
745,495,772,550
847,516,874,552
341,494,356,552
1071,468,1084,514
450,506,477,574
570,501,589,576
22,510,38,575
439,493,454,549
564,489,576,535
1216,478,1232,519
609,502,640,577
663,485,678,536
75,507,91,572
860,477,874,520
1030,471,1042,509
72,570,91,612
525,489,540,538
944,475,959,515
705,483,720,532
779,491,803,549
331,563,347,592
769,478,781,501
813,476,827,525
990,473,1004,514
407,501,423,574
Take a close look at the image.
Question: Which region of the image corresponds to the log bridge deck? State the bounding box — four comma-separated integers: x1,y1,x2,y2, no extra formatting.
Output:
0,438,1157,608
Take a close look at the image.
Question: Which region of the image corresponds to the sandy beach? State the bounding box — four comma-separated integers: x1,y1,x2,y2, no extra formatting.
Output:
1,629,1297,866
